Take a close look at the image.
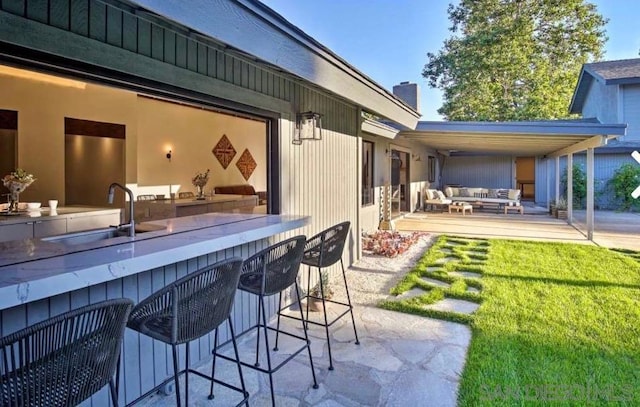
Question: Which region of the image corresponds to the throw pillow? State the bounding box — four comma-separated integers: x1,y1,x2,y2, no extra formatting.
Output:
426,189,435,200
508,189,520,200
474,192,488,199
444,187,454,197
459,188,470,197
488,189,499,198
497,189,509,199
436,190,447,200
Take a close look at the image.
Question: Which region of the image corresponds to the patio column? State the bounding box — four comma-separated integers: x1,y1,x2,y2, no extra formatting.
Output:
567,154,573,225
586,147,595,241
546,159,551,209
555,156,560,203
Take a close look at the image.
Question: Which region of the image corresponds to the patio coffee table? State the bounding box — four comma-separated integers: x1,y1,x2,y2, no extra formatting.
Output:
504,204,524,215
449,203,473,216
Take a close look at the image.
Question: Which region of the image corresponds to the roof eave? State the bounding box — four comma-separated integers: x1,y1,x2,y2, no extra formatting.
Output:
128,0,420,129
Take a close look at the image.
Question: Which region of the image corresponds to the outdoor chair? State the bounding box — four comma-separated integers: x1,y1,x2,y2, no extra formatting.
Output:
0,298,133,407
178,191,195,199
126,258,249,407
278,221,360,370
220,235,318,406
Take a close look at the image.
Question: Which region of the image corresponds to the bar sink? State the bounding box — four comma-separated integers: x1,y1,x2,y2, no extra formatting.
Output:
42,227,129,246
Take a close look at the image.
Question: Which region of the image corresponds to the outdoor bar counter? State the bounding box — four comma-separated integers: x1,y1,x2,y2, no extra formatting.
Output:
0,212,310,406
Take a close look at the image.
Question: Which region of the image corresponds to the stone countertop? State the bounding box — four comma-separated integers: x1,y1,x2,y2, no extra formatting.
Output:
0,206,121,224
0,212,310,309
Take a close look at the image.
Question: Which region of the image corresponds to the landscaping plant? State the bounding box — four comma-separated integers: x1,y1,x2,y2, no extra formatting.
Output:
609,163,640,211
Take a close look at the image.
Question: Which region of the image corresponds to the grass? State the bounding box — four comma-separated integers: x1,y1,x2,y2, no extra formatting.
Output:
382,236,640,406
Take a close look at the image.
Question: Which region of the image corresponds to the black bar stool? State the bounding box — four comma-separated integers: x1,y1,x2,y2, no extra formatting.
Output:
0,298,133,407
280,221,360,370
126,258,248,407
218,235,318,406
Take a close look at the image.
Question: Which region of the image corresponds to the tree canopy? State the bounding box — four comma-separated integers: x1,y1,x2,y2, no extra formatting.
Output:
423,0,608,121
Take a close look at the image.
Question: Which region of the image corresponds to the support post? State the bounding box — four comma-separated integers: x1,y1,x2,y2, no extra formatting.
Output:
567,154,573,225
555,156,560,203
586,148,595,241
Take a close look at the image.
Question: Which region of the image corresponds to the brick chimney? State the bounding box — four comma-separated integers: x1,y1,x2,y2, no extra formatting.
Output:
392,81,420,113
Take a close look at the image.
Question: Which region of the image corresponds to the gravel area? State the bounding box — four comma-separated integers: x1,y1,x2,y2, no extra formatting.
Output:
331,234,436,307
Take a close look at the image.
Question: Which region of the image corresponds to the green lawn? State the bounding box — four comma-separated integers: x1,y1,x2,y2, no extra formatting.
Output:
382,236,640,406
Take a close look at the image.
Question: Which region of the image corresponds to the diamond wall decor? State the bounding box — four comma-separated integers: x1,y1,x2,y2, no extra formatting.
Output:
212,134,236,169
236,149,257,181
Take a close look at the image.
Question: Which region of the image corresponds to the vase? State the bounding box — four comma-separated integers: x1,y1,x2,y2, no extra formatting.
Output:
8,191,19,213
196,185,205,200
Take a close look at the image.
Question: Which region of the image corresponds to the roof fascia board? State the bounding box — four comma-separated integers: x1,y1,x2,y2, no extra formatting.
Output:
603,77,640,85
362,119,399,139
547,135,609,157
414,121,626,136
130,0,420,128
569,67,592,114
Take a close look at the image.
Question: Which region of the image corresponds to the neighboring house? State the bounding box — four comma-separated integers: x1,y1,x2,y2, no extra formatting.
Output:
567,58,640,208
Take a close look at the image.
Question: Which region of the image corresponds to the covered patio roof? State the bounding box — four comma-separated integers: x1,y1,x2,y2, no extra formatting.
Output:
400,120,627,157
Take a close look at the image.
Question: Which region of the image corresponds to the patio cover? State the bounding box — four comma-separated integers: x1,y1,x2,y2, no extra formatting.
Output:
399,120,626,157
398,119,628,242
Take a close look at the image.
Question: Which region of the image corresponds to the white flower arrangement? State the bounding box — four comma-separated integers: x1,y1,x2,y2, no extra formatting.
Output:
191,169,210,188
2,168,36,194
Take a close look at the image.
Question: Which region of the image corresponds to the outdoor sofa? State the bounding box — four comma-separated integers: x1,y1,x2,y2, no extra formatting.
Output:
214,184,267,205
444,186,521,210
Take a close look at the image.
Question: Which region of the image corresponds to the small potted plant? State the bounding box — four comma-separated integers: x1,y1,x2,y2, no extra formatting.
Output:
555,197,568,219
308,271,334,312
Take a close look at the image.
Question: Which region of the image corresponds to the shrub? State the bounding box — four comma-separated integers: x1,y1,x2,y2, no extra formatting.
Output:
561,164,587,208
609,163,640,211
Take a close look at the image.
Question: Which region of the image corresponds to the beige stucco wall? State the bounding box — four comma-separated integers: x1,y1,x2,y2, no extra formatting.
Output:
0,67,268,205
0,67,137,205
136,97,267,196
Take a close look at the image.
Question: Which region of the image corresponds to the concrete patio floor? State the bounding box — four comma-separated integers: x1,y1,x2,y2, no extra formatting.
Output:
136,204,639,407
394,203,640,251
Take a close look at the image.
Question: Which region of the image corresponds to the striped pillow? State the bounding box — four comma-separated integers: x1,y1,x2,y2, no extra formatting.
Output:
497,189,509,199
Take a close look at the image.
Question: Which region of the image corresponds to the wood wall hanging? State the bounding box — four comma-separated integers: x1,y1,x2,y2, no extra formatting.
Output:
212,134,236,169
236,148,257,181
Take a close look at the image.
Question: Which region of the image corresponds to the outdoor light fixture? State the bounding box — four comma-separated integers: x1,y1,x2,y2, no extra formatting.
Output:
293,111,323,145
166,149,172,160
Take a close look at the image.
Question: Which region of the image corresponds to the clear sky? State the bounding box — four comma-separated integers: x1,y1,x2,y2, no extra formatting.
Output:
260,0,640,121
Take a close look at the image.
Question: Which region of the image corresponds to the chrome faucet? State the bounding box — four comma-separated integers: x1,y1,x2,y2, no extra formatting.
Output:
107,182,135,237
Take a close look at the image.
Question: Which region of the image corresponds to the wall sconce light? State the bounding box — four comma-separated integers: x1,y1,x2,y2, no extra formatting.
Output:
412,153,422,162
166,149,172,160
293,111,323,145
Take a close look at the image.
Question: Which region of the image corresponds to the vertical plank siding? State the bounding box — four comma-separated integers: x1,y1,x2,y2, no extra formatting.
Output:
0,2,365,405
443,156,515,189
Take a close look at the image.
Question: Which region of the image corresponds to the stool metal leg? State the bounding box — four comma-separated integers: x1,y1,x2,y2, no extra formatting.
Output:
317,266,334,370
273,292,282,351
254,297,262,368
341,258,360,345
259,294,277,406
171,344,182,407
209,318,250,406
209,328,219,398
295,281,319,390
185,344,190,407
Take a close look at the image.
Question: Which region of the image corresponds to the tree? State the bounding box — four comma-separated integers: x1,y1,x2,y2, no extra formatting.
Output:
423,0,608,121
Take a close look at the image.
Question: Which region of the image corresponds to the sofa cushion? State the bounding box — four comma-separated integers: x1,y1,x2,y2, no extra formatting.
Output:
488,189,499,198
459,188,470,197
497,189,509,199
444,187,454,198
508,189,520,201
426,189,436,200
436,191,447,200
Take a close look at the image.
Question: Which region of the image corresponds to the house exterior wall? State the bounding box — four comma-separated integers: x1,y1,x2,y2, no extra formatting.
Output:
621,84,640,142
359,133,436,234
442,156,515,189
581,80,618,124
0,2,371,404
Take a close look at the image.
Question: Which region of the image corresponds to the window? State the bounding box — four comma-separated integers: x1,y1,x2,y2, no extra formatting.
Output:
362,140,374,205
428,156,436,183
